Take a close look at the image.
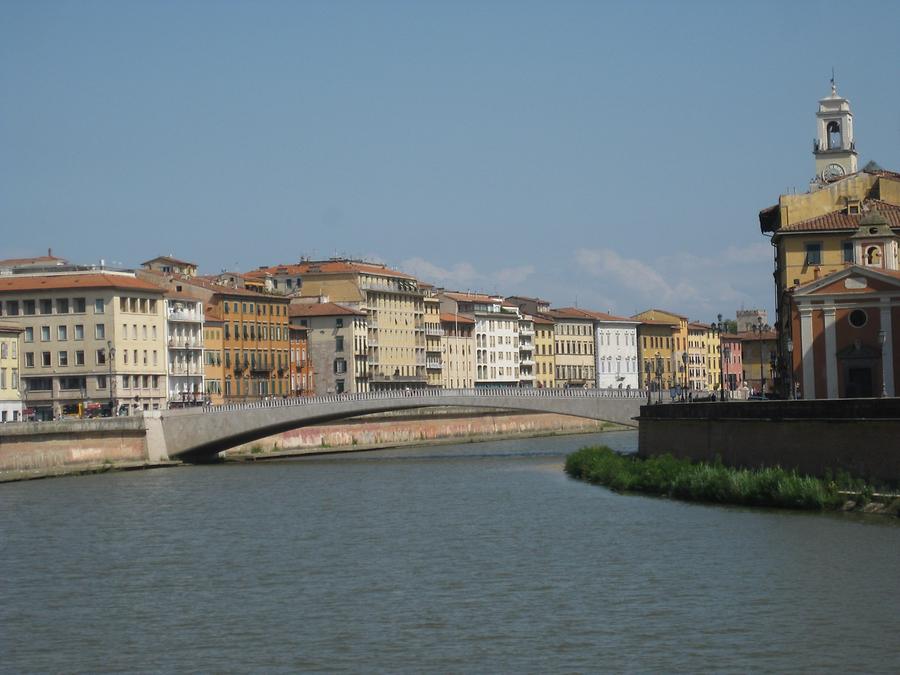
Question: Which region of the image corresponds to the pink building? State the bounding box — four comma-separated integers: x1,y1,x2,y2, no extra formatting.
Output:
721,334,743,394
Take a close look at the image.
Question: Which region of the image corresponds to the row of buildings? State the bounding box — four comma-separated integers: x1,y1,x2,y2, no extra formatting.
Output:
0,252,775,421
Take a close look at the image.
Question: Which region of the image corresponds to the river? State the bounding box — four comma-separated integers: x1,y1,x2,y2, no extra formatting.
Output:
1,430,898,673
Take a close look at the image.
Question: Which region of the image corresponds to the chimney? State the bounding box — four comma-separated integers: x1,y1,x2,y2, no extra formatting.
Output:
48,248,52,257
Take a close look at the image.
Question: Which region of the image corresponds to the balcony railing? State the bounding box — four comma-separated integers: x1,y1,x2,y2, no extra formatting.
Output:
426,359,442,369
168,311,201,322
425,327,444,337
168,337,203,349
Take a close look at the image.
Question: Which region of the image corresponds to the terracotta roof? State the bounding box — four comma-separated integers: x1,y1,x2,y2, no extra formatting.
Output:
141,255,197,267
289,302,366,318
688,322,711,330
169,274,285,300
442,291,500,303
247,260,415,281
0,255,67,267
549,306,635,323
637,319,679,328
439,312,475,324
0,273,163,294
531,314,555,325
779,200,900,233
632,308,688,321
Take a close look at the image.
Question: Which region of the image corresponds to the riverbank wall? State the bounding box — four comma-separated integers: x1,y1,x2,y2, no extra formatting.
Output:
225,408,613,458
638,399,900,485
0,417,158,480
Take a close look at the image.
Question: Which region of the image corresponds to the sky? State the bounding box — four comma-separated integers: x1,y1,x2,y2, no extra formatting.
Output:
2,0,899,322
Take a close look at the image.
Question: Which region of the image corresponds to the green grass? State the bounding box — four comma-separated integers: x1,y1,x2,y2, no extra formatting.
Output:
565,446,845,510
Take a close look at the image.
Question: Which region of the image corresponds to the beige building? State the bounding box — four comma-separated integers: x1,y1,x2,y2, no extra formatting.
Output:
249,260,426,389
532,315,556,389
424,289,443,387
289,302,368,394
440,312,475,388
0,323,23,421
0,272,168,419
548,308,596,387
141,255,199,277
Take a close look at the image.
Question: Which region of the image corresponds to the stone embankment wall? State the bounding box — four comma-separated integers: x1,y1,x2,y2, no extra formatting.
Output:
227,409,610,457
638,399,900,484
0,418,150,477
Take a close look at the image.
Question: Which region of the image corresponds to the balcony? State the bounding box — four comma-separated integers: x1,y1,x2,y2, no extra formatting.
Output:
169,364,202,376
519,327,535,336
168,337,202,349
425,326,444,337
168,310,201,323
520,358,535,366
426,358,442,369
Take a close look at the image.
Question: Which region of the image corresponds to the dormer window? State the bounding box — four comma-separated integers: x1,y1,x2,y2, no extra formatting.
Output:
847,199,861,215
827,120,842,149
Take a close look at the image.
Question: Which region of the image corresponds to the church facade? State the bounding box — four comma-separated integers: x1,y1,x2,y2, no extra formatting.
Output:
759,81,900,398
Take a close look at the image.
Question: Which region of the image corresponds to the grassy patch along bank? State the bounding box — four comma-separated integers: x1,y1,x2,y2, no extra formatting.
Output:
565,446,890,511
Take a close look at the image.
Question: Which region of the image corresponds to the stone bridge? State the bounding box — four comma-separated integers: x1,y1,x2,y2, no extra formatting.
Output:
150,388,645,461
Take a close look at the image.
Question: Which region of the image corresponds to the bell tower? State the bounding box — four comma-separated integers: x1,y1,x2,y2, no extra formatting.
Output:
813,76,858,183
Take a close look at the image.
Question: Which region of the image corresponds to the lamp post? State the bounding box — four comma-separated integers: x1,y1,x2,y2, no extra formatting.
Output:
644,360,652,405
878,330,887,397
751,317,770,396
654,351,663,404
723,345,731,399
712,314,726,401
106,340,116,416
786,337,794,399
681,351,688,401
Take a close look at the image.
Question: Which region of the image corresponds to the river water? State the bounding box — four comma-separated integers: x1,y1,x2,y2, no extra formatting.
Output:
1,430,898,673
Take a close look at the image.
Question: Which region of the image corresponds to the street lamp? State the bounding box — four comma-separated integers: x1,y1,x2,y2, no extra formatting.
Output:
751,317,770,396
712,314,726,401
654,351,664,404
786,337,794,399
106,340,116,415
644,360,652,405
878,330,887,397
681,350,688,401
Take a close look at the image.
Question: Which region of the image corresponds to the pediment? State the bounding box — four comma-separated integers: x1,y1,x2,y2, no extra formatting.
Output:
793,265,900,297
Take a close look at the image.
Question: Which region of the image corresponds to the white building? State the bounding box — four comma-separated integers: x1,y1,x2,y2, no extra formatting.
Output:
440,292,521,387
593,313,641,389
165,294,205,406
518,314,536,387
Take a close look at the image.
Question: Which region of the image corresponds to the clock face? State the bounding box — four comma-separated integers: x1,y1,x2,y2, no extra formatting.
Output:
823,163,846,181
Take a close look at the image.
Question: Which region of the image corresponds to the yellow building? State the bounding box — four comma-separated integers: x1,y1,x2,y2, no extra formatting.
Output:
203,306,225,405
0,323,23,421
633,309,689,391
423,288,443,387
248,260,425,390
532,315,556,389
758,85,900,395
547,309,595,388
440,312,475,388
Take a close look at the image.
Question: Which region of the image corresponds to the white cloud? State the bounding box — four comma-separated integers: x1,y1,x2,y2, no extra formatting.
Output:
400,256,534,291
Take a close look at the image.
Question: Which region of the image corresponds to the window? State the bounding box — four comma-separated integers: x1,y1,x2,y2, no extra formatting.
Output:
74,324,84,340
96,375,107,389
41,326,50,341
41,351,51,367
804,243,822,266
25,352,35,368
335,336,344,352
58,351,68,367
5,301,19,316
95,324,105,339
336,318,344,328
74,297,86,313
848,309,867,328
94,298,105,314
96,349,106,365
334,358,347,374
40,299,52,315
335,379,345,393
24,300,35,315
842,242,854,263
58,325,68,341
75,350,85,366
57,298,69,314
24,327,33,343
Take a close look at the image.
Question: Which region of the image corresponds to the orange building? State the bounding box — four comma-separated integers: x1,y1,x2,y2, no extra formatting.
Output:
289,324,314,396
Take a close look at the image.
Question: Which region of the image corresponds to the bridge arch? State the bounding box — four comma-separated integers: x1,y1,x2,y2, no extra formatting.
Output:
155,388,644,461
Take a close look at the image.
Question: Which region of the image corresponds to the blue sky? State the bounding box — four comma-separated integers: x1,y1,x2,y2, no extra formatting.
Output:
2,0,899,322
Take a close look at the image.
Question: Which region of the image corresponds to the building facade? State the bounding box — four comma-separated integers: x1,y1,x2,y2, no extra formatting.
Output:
592,312,640,390
0,323,23,421
424,290,443,387
548,309,595,388
203,307,225,405
165,294,205,406
0,272,168,419
440,312,475,388
289,302,368,395
289,324,314,396
532,315,556,389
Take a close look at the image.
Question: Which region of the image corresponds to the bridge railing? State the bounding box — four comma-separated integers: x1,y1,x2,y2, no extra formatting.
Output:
168,387,649,415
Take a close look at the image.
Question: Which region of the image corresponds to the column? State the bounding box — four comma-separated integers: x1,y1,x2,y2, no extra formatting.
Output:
881,301,894,396
800,306,815,398
823,307,838,399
